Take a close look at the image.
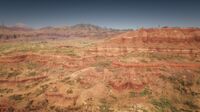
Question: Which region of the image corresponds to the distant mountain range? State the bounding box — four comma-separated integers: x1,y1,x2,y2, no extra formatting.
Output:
1,24,200,42
0,24,125,40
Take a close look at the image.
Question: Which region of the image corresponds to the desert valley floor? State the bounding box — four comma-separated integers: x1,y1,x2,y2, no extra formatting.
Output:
0,27,200,112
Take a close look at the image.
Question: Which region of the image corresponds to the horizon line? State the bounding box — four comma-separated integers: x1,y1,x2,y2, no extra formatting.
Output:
0,22,200,30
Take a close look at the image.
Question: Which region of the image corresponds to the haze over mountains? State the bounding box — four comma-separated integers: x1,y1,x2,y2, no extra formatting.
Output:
0,23,200,43
0,24,125,40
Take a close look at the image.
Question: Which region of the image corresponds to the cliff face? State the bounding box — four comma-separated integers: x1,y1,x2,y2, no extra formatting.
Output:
115,27,200,41
102,27,200,48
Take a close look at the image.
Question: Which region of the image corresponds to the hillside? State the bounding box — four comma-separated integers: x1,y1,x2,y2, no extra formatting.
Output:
0,27,200,112
103,27,200,48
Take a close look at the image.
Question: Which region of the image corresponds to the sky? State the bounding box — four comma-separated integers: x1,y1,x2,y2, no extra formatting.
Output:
0,0,200,29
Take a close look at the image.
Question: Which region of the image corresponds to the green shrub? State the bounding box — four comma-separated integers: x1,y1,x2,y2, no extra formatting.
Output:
129,90,136,97
151,97,172,112
140,88,151,96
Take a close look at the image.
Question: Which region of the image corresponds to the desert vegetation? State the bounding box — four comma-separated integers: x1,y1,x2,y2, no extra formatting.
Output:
0,26,200,111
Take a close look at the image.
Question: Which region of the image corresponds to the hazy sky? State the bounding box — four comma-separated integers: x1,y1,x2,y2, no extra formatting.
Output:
0,0,200,29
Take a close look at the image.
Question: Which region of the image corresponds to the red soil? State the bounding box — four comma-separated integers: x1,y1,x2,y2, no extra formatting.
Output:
112,61,200,68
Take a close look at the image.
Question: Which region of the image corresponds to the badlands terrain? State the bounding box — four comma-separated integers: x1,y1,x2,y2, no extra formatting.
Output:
0,25,200,112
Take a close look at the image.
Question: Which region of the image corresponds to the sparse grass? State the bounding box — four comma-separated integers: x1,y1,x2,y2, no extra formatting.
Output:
27,61,38,70
35,84,48,96
109,94,117,100
9,94,23,101
150,97,172,112
160,72,194,95
160,72,200,111
184,100,199,110
127,52,147,58
129,90,136,97
41,68,50,72
148,53,185,61
135,106,148,112
25,99,49,111
121,52,185,62
55,48,78,57
93,60,111,68
93,60,112,72
0,70,9,77
0,69,21,78
65,80,75,85
1,38,200,111
140,87,151,97
121,53,136,59
0,43,17,54
35,88,45,96
51,87,58,92
66,88,73,94
128,52,185,61
196,77,200,85
8,70,21,78
0,88,13,93
194,69,200,74
28,71,37,76
25,100,34,110
99,99,111,112
7,106,15,112
129,88,152,98
61,77,71,82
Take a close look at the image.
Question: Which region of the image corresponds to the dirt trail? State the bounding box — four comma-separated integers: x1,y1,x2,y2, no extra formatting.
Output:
68,67,95,79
